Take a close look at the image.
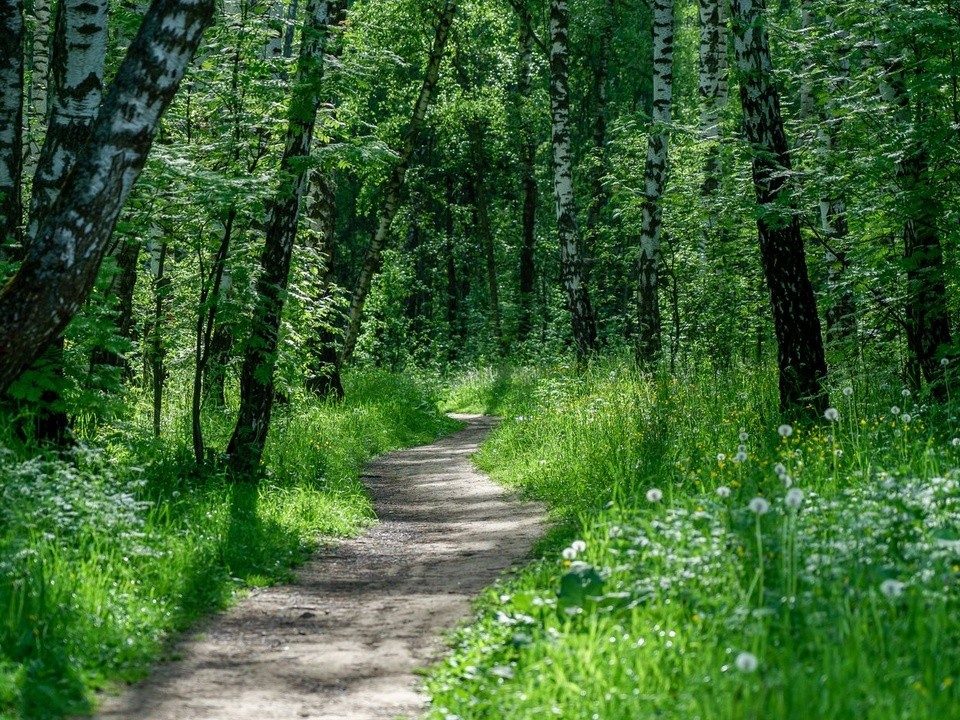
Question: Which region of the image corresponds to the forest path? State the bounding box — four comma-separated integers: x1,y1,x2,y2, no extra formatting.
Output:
94,415,544,720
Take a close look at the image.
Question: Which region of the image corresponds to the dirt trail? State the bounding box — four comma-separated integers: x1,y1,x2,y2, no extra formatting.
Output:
95,414,544,720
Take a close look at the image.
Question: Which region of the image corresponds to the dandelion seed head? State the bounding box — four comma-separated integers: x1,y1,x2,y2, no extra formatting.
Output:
562,547,576,560
952,438,960,447
717,453,726,462
734,451,748,463
773,463,787,477
941,357,950,367
824,407,839,422
738,444,747,453
735,652,759,673
880,579,905,598
902,389,911,398
716,486,731,498
646,488,663,503
842,386,854,396
781,474,793,488
748,497,770,515
571,540,586,553
891,406,901,416
901,413,911,424
778,424,793,438
739,431,749,442
785,488,803,509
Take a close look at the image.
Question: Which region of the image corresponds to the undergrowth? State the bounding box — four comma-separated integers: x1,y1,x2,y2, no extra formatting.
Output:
0,370,455,719
427,360,960,719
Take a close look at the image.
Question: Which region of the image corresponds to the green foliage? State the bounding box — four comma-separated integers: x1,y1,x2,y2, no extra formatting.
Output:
426,361,960,719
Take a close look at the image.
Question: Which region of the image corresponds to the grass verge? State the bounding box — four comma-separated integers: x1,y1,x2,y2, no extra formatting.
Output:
426,360,960,719
0,369,457,719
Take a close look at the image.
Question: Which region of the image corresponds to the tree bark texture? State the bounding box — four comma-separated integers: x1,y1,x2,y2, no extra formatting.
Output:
0,0,216,395
879,50,952,394
226,0,332,478
516,9,537,341
0,0,24,249
89,237,142,372
697,0,727,196
149,240,169,437
339,0,457,365
549,0,596,359
730,0,827,413
585,0,612,247
25,0,52,178
27,0,109,244
635,0,675,366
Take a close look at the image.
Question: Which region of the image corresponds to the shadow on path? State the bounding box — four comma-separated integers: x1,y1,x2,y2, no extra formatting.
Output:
93,414,545,720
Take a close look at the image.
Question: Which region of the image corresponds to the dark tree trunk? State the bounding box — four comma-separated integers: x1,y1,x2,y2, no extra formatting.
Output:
516,10,537,341
339,0,457,365
549,0,597,359
0,0,215,395
89,237,142,373
193,210,234,465
226,0,332,478
149,241,168,437
204,321,233,407
585,0,612,249
304,170,344,400
0,0,24,252
729,0,827,413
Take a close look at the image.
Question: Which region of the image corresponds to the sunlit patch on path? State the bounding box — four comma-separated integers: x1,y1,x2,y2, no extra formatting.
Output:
94,415,544,720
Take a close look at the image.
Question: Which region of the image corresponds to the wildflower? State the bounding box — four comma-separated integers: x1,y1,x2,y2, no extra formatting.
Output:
733,451,748,463
571,540,586,553
739,431,749,442
785,488,803,509
646,488,663,503
901,413,911,424
902,388,911,398
824,407,839,422
748,497,770,515
738,444,747,453
842,386,854,396
716,486,731,498
781,474,793,488
562,547,577,560
891,406,901,416
880,579,905,598
717,453,726,462
773,463,787,477
734,651,759,673
953,438,960,447
778,424,793,438
941,357,950,367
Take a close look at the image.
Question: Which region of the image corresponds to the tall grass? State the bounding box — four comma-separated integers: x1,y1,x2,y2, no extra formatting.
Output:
0,370,456,719
426,360,960,719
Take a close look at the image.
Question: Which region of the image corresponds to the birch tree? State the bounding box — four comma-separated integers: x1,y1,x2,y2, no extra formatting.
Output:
339,0,457,365
697,0,727,197
514,5,537,341
0,0,216,394
635,0,675,366
25,0,52,177
549,0,596,358
0,0,23,250
729,0,828,412
226,0,333,477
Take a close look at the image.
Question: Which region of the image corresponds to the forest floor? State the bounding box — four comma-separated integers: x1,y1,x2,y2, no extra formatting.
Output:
91,414,544,720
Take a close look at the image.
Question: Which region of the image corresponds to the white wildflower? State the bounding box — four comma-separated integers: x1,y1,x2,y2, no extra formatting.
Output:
748,497,770,515
890,406,901,416
734,652,759,673
824,407,839,422
571,540,586,553
778,424,793,438
646,488,663,503
784,488,803,509
842,386,854,396
733,451,748,463
716,486,731,498
901,413,911,424
880,579,905,598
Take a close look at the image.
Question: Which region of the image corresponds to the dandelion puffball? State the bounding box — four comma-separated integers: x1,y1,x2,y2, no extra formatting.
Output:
880,579,905,598
646,488,663,503
824,407,839,422
842,386,854,396
571,540,586,553
748,497,770,515
785,488,803,509
778,424,793,438
891,406,901,416
716,486,731,498
734,651,759,673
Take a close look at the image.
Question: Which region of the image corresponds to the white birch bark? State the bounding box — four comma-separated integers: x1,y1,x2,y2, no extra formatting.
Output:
0,0,24,247
25,0,51,177
635,0,675,365
549,0,596,357
26,0,109,244
698,0,727,193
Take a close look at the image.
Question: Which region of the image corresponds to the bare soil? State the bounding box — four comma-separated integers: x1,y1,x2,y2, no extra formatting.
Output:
94,414,544,720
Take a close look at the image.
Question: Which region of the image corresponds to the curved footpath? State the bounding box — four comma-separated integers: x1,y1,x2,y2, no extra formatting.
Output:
94,414,545,720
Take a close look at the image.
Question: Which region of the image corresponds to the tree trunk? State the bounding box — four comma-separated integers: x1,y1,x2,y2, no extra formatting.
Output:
193,210,234,465
0,0,23,251
25,0,52,179
635,0,675,367
339,0,457,365
585,0,612,248
516,9,537,341
729,0,827,413
697,0,727,197
879,49,952,395
0,0,216,395
27,0,109,244
304,169,345,399
89,236,142,373
149,240,168,437
226,0,332,478
549,0,596,359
